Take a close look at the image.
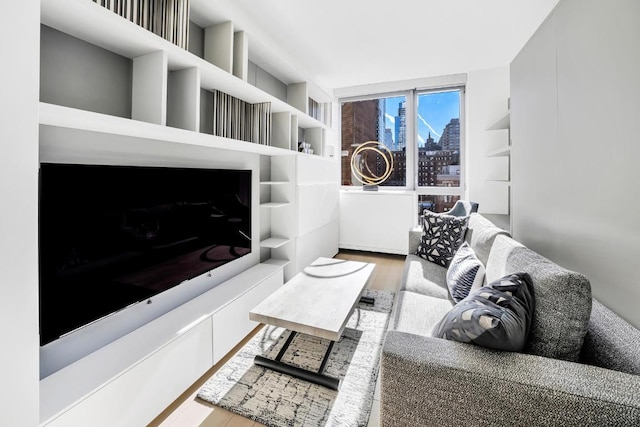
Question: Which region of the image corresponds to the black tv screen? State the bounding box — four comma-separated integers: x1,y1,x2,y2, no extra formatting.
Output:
39,163,252,346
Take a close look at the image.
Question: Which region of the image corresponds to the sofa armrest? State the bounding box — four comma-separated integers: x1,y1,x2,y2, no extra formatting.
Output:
381,330,640,427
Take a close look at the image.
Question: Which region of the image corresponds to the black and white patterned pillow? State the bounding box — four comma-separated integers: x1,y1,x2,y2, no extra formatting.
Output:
432,272,535,352
446,242,485,303
416,211,469,267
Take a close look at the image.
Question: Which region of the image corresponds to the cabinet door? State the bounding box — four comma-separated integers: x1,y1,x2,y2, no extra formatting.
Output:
297,183,339,237
45,320,213,427
296,220,339,273
211,270,283,363
296,155,340,184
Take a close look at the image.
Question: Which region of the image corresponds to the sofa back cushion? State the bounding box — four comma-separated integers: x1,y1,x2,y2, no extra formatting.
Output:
485,235,592,362
464,213,510,267
580,298,640,375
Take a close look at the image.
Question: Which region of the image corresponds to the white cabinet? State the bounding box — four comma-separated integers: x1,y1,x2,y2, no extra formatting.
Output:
44,319,213,427
293,156,340,274
211,270,282,362
339,190,417,255
297,183,340,236
40,263,284,427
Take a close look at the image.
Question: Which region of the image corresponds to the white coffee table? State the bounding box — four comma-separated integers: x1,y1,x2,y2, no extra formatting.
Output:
249,257,376,389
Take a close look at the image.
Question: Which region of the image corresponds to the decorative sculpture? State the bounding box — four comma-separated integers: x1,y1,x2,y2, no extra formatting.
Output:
350,141,394,188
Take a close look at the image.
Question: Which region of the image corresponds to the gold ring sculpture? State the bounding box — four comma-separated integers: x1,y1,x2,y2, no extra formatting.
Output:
350,141,394,186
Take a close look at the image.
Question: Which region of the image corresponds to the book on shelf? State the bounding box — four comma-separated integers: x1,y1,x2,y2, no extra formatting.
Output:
93,0,190,50
308,97,332,127
211,90,272,146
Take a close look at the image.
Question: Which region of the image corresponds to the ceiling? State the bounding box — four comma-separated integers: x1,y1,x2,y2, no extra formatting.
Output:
191,0,560,95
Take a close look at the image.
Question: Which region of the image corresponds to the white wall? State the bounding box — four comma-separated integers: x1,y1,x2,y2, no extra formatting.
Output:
511,0,640,328
0,2,40,425
466,66,510,215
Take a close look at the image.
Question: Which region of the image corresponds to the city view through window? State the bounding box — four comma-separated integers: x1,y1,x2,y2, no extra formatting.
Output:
341,89,462,215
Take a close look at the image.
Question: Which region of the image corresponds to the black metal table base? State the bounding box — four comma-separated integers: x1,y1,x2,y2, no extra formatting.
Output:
254,331,340,390
253,296,375,391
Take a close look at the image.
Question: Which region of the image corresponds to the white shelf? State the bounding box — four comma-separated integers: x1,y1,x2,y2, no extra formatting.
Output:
260,202,290,208
39,103,296,157
486,146,511,157
260,181,289,185
260,237,290,249
262,259,291,268
40,0,327,130
486,111,510,130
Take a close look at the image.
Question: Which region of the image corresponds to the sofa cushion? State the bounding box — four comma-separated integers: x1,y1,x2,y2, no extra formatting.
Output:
401,254,449,299
464,213,510,267
486,235,592,362
580,298,640,375
416,211,469,267
446,242,485,303
391,290,453,335
432,272,535,352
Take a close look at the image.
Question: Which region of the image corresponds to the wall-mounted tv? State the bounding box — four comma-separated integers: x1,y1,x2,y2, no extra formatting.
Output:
39,163,252,347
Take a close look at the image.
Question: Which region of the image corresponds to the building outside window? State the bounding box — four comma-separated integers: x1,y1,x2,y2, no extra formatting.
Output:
341,87,465,218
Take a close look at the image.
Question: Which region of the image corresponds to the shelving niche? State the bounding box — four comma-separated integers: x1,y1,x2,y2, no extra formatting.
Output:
485,106,511,232
259,155,296,281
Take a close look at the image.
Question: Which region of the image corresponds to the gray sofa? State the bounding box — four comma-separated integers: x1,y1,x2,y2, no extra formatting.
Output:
381,213,640,426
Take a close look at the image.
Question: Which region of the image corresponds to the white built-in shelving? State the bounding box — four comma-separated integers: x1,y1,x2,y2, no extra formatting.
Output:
37,0,338,425
40,0,333,157
259,156,296,276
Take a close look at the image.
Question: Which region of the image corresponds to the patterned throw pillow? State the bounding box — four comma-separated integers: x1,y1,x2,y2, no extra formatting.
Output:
432,272,535,352
446,242,485,303
416,211,469,267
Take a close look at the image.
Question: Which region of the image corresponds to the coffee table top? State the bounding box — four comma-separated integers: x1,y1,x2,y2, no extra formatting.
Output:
249,257,376,341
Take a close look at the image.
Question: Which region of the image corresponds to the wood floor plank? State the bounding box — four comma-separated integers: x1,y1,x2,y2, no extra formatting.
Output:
199,407,235,427
148,249,405,427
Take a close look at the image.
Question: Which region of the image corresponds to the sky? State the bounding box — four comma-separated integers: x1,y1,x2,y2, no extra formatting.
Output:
383,90,460,147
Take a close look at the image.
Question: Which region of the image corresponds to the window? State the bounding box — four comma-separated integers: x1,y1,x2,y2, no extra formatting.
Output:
340,94,407,187
341,86,465,217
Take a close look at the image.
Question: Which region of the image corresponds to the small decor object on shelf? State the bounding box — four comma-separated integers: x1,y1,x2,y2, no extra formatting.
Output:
298,141,313,154
350,140,394,189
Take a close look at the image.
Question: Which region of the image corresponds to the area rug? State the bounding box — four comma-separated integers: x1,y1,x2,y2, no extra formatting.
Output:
197,289,394,427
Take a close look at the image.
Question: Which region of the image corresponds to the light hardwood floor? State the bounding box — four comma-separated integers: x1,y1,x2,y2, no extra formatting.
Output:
148,250,405,427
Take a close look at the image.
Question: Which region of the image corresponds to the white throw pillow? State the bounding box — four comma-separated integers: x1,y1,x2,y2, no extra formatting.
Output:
446,242,485,303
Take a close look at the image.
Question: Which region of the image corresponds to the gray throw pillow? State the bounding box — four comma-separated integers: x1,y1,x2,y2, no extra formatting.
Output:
432,272,535,352
416,211,469,267
446,242,485,303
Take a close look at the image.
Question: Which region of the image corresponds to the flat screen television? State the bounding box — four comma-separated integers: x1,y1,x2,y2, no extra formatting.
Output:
39,163,252,347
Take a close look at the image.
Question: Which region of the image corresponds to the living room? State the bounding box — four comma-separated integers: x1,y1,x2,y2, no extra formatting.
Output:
2,0,639,426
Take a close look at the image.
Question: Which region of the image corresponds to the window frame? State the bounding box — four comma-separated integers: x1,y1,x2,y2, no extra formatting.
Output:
414,86,466,200
339,84,466,200
339,90,412,190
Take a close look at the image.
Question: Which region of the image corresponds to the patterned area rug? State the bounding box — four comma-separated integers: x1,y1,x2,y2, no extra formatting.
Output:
197,289,394,427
